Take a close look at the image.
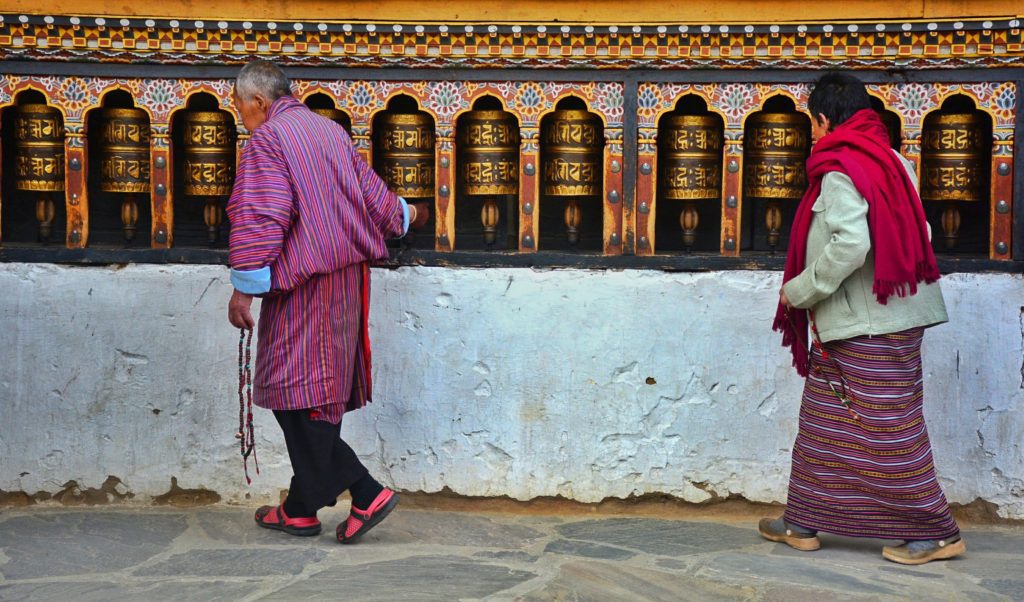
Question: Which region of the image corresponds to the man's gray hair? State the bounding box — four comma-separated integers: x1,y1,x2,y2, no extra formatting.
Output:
235,60,292,102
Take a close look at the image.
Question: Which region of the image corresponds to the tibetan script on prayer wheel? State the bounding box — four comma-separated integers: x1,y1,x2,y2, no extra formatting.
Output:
542,110,602,197
743,113,809,200
458,110,520,196
658,115,723,201
920,113,988,203
312,108,353,135
100,108,151,194
374,113,435,199
182,111,236,197
14,104,65,193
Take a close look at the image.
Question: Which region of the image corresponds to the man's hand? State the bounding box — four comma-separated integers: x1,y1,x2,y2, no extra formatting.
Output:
410,202,430,230
228,289,256,329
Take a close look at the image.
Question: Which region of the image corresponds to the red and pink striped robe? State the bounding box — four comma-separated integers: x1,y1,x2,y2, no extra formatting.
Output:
227,95,408,423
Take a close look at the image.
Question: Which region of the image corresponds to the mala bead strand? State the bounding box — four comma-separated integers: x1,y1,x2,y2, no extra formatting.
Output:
237,328,259,484
244,328,259,479
788,309,861,421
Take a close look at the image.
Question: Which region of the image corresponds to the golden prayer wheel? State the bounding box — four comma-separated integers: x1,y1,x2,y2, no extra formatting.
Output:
100,108,151,244
182,111,236,245
920,112,988,250
542,110,602,245
14,104,65,242
743,112,810,251
312,108,352,135
658,114,723,250
458,110,520,246
373,113,435,200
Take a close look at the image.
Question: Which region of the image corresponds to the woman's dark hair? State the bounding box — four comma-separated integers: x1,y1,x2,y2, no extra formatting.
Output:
807,72,872,127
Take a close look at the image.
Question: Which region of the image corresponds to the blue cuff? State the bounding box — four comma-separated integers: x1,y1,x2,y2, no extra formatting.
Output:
399,196,411,236
231,266,272,295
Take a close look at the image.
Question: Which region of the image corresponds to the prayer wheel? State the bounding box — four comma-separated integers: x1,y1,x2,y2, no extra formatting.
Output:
542,110,602,245
920,112,988,250
743,112,810,251
100,108,151,244
312,108,352,135
13,104,65,242
658,114,723,250
458,110,519,246
373,113,435,200
182,111,236,245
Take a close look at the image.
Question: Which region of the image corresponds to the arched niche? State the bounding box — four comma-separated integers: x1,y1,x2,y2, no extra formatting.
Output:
1,89,67,245
655,94,724,254
371,94,436,249
538,95,605,252
869,96,902,151
741,95,810,253
304,92,352,134
86,89,152,247
171,92,238,247
454,95,520,251
920,94,992,255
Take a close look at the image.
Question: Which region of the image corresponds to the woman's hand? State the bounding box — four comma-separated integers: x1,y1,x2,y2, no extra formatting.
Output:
780,288,793,309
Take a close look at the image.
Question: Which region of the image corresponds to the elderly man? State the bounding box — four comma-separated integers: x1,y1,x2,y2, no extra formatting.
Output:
226,60,427,543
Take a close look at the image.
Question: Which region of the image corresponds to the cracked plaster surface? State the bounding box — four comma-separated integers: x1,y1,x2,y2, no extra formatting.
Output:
0,264,1021,518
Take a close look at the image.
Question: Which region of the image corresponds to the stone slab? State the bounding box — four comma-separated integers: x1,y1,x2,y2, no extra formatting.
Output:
258,554,536,601
0,511,187,579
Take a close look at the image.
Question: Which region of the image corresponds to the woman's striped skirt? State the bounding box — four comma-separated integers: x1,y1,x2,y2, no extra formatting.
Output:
783,327,960,540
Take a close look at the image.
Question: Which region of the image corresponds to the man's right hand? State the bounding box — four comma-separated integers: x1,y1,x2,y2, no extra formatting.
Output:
228,289,256,330
410,202,430,230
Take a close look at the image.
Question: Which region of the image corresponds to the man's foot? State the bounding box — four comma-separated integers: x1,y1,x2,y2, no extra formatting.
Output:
336,488,399,544
758,517,821,551
883,537,965,565
254,504,322,536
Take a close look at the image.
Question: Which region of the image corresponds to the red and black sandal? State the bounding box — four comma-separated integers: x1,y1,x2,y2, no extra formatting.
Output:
254,504,322,537
336,489,399,544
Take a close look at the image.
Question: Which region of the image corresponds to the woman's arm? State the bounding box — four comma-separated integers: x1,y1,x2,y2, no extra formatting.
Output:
783,172,871,309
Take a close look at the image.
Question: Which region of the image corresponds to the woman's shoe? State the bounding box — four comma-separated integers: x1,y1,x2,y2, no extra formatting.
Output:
883,537,965,565
758,517,821,551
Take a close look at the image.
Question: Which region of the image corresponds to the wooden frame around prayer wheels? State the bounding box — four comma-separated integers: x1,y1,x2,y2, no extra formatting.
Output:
13,104,65,243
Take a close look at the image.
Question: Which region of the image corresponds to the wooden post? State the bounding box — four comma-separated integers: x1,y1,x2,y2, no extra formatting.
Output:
436,134,454,251
603,132,624,255
721,137,743,257
65,127,88,248
518,127,539,253
150,127,172,248
990,142,1014,260
635,127,657,256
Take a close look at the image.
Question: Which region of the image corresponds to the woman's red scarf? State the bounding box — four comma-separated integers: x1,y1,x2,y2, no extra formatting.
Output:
772,108,940,376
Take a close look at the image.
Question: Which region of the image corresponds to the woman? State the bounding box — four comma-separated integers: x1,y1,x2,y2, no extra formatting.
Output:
760,73,964,565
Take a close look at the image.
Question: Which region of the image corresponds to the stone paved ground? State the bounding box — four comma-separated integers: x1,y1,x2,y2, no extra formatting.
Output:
1,502,1022,601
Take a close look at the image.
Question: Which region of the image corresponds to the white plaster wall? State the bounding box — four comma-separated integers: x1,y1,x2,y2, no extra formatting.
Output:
0,263,1021,518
